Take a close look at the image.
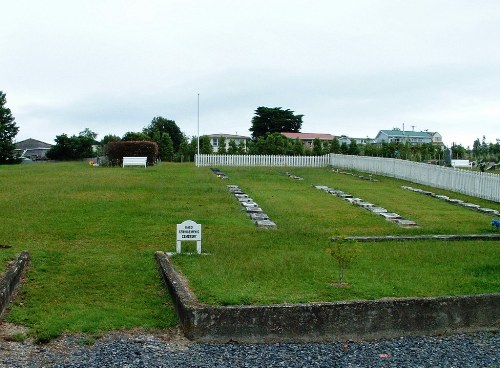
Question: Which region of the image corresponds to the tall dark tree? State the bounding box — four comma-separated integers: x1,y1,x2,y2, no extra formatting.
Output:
250,107,303,139
143,116,183,153
101,134,121,145
46,129,97,160
0,91,20,164
122,131,150,141
227,139,238,154
312,138,323,155
348,140,360,155
329,137,340,154
217,137,227,154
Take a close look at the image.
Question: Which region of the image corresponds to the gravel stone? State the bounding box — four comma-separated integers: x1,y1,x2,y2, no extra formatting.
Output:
1,327,498,368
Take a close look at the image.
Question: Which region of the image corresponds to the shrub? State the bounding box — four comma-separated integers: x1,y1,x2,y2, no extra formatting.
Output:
326,238,361,285
105,141,159,166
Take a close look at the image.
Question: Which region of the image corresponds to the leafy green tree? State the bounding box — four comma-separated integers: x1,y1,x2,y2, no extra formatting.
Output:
218,137,227,154
101,134,121,145
178,137,191,162
160,133,174,161
340,142,349,154
312,138,323,155
47,129,97,160
227,139,238,154
329,137,340,154
262,133,293,155
237,140,246,154
347,140,360,155
250,107,303,139
0,91,20,164
190,136,213,155
143,116,183,153
122,132,150,141
292,138,305,156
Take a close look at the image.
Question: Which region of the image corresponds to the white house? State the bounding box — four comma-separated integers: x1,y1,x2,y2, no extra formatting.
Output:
373,130,433,145
208,134,250,153
337,135,375,145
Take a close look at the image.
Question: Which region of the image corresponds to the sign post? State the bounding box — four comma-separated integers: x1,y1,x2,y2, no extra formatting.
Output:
176,220,202,254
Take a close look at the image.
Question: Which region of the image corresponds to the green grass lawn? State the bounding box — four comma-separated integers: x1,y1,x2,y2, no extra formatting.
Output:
1,162,499,340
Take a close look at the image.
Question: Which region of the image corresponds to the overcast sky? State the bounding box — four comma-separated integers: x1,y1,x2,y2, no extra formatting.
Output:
2,0,499,147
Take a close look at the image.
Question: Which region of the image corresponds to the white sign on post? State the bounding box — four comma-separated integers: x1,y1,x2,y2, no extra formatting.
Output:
176,220,202,254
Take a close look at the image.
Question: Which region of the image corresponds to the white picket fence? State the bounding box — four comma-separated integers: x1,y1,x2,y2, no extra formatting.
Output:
195,154,500,202
195,154,329,167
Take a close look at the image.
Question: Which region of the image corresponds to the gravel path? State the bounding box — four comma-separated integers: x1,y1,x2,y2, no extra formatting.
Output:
0,326,498,368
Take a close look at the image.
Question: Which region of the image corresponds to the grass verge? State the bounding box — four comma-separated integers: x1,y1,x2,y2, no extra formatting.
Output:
1,163,499,339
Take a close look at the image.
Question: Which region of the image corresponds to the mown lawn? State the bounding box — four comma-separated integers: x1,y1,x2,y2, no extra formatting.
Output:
1,162,499,340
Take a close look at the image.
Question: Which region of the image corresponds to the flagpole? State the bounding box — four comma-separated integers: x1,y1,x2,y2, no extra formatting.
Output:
197,93,200,158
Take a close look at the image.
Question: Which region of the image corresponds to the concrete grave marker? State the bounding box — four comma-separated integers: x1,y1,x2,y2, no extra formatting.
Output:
176,220,202,254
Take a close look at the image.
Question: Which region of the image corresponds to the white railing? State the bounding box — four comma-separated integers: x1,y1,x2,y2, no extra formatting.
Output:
195,154,330,167
329,154,500,203
195,154,500,202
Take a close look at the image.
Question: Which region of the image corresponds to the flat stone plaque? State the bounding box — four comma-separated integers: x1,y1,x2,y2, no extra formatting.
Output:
393,219,418,227
238,197,254,203
357,202,374,208
479,208,500,215
380,212,401,219
447,199,464,204
462,203,480,209
245,206,263,213
249,213,269,221
369,207,387,213
434,195,449,200
241,201,258,208
255,220,277,229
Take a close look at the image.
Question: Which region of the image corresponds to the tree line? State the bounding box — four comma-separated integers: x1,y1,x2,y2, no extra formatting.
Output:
1,91,499,165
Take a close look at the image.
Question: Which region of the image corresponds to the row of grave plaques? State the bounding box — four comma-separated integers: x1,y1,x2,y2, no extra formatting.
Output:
227,185,277,229
210,167,228,179
332,168,380,182
401,186,500,217
312,184,419,228
285,172,304,181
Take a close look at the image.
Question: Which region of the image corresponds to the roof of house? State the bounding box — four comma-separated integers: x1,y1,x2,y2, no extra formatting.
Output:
14,138,52,149
377,130,431,138
281,132,335,140
207,134,250,139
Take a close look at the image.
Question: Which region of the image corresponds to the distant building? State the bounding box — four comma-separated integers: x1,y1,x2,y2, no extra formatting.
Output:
337,135,374,145
207,134,250,153
14,138,52,160
427,132,444,146
281,132,335,149
373,130,433,145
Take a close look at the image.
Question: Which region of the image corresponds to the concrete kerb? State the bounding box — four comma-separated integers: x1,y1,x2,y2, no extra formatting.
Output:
155,251,500,343
332,234,500,242
0,251,30,319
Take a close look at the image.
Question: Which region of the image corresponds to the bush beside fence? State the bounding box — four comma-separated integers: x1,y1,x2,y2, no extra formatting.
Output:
195,154,500,202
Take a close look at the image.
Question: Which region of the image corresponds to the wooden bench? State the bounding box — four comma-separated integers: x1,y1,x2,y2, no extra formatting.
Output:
451,160,472,168
123,157,147,168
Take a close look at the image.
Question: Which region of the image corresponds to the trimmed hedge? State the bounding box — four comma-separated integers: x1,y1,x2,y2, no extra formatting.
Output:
105,141,159,166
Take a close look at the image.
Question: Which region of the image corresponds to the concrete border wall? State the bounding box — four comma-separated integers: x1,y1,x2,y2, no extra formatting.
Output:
0,251,30,318
156,252,500,343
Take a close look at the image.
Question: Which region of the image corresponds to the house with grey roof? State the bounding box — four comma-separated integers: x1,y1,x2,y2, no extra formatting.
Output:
373,130,433,145
14,138,52,160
